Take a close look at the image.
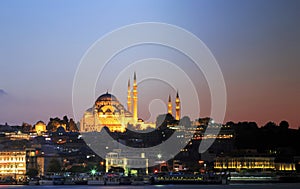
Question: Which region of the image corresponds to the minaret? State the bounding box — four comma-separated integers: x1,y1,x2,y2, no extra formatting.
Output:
127,79,132,113
168,95,172,115
175,91,181,120
133,72,138,123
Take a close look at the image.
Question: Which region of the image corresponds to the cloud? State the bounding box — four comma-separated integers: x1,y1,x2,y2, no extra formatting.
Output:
0,89,7,96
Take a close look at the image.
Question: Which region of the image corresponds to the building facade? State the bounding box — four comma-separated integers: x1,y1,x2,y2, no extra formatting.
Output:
0,150,26,181
214,156,296,172
34,121,47,136
105,149,148,176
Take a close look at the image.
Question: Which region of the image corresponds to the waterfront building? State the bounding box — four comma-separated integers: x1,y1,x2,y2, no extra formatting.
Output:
6,131,30,141
275,163,296,171
25,148,46,176
214,156,296,172
215,156,276,170
105,149,148,175
0,150,26,181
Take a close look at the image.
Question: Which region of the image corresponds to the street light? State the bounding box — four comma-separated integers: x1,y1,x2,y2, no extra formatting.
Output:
91,169,97,175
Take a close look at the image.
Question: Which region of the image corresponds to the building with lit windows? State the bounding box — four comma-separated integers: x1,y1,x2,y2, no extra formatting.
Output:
214,156,296,172
0,150,26,181
6,131,30,141
215,156,276,170
105,149,148,175
275,163,296,171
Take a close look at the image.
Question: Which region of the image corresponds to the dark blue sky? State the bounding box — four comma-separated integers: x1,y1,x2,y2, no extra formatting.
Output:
0,0,299,128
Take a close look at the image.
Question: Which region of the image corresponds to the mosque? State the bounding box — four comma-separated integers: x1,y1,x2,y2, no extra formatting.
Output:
80,72,181,133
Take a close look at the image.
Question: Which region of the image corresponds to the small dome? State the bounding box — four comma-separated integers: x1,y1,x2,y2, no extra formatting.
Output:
36,120,45,125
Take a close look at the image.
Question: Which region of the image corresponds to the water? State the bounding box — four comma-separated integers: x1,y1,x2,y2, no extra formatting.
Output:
2,184,300,189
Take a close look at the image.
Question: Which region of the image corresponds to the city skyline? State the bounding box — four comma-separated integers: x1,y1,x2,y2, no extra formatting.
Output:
1,0,300,128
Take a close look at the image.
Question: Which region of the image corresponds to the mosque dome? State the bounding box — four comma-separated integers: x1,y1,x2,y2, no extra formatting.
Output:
96,92,118,103
94,92,131,116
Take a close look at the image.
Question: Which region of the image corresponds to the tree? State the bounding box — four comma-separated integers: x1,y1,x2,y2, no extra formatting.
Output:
279,120,289,129
26,168,38,178
226,121,234,125
180,116,191,128
69,118,78,131
63,115,69,124
67,165,87,173
63,115,70,130
22,122,32,133
264,121,277,129
160,166,169,172
47,159,62,173
248,122,258,129
156,113,175,129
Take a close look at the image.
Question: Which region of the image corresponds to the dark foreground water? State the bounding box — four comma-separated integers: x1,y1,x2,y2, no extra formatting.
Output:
2,184,300,189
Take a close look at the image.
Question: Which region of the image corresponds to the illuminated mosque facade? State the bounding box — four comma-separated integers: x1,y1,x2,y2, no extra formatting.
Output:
80,72,181,132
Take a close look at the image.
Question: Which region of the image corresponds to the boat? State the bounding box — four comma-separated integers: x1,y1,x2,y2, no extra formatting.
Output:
63,178,76,185
229,172,279,183
74,174,88,185
87,179,105,185
28,177,40,185
119,176,132,185
87,176,105,185
52,175,65,185
74,180,88,185
39,178,53,185
104,173,120,185
131,176,145,185
39,175,65,185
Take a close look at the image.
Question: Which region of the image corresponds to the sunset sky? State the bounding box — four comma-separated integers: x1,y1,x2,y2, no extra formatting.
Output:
0,0,299,128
